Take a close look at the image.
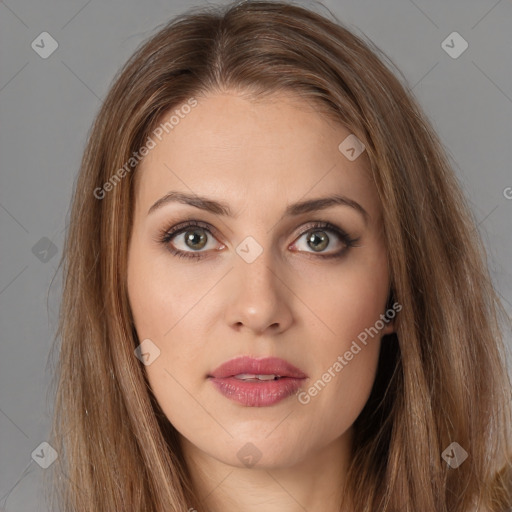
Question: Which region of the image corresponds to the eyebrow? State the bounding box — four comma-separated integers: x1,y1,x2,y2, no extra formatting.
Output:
147,191,369,225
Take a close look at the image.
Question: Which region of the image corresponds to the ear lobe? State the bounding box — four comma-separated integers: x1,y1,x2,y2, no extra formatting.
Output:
382,290,399,336
381,318,395,336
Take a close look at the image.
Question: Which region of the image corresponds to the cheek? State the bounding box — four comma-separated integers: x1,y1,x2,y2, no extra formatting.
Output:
127,238,209,342
127,256,202,434
296,245,389,347
298,342,381,449
293,247,389,420
126,241,211,406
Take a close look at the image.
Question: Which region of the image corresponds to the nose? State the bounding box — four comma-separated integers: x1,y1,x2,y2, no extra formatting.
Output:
224,247,294,336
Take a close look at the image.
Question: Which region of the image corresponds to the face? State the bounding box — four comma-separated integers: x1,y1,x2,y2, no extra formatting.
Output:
127,90,393,470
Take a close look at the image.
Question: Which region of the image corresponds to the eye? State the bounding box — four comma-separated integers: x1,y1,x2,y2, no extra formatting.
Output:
290,221,360,259
156,220,359,261
157,221,222,260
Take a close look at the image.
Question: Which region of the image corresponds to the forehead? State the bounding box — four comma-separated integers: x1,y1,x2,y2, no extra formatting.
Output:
134,90,378,220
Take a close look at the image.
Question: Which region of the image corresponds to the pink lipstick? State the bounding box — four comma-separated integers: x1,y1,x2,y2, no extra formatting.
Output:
208,356,307,407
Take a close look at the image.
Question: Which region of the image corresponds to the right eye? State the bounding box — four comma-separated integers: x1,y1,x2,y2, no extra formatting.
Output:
158,221,224,260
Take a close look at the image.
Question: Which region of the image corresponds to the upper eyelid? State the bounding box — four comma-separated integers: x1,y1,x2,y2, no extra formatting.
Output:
165,220,221,240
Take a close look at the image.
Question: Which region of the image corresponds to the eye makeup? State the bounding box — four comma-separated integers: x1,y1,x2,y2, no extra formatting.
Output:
153,218,360,261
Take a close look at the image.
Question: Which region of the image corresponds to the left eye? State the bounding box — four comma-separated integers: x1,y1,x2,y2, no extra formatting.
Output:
291,228,347,255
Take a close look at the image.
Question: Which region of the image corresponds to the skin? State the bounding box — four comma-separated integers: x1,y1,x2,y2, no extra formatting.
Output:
127,89,394,512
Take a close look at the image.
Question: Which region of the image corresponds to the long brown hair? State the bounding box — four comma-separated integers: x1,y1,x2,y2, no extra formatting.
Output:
47,1,512,510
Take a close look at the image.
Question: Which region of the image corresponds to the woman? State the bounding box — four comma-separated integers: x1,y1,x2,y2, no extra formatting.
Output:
47,1,512,510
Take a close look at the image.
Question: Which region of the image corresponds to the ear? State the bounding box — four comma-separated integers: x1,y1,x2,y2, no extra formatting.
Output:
381,316,395,336
381,291,400,336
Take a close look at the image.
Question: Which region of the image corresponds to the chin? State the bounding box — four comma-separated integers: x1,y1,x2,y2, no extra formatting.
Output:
203,433,312,470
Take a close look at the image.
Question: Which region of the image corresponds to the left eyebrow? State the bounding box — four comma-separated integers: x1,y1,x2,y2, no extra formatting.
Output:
147,191,369,225
285,195,369,225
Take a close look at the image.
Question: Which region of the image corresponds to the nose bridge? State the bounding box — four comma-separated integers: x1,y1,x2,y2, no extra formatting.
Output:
234,236,280,302
225,234,292,333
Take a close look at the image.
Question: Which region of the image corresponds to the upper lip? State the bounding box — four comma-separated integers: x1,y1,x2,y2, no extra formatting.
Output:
209,356,307,379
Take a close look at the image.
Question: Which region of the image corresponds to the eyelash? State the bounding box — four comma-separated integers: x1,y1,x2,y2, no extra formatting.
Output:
155,219,360,261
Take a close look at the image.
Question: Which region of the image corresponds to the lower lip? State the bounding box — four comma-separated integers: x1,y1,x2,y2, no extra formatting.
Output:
209,377,305,407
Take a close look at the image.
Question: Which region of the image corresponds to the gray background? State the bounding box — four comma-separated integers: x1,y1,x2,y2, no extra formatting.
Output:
1,0,511,510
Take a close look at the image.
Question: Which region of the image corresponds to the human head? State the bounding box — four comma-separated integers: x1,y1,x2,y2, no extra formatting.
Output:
49,2,512,511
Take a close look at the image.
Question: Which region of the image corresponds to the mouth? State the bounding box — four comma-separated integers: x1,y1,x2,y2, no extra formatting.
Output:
230,373,283,381
208,356,307,407
208,356,307,379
